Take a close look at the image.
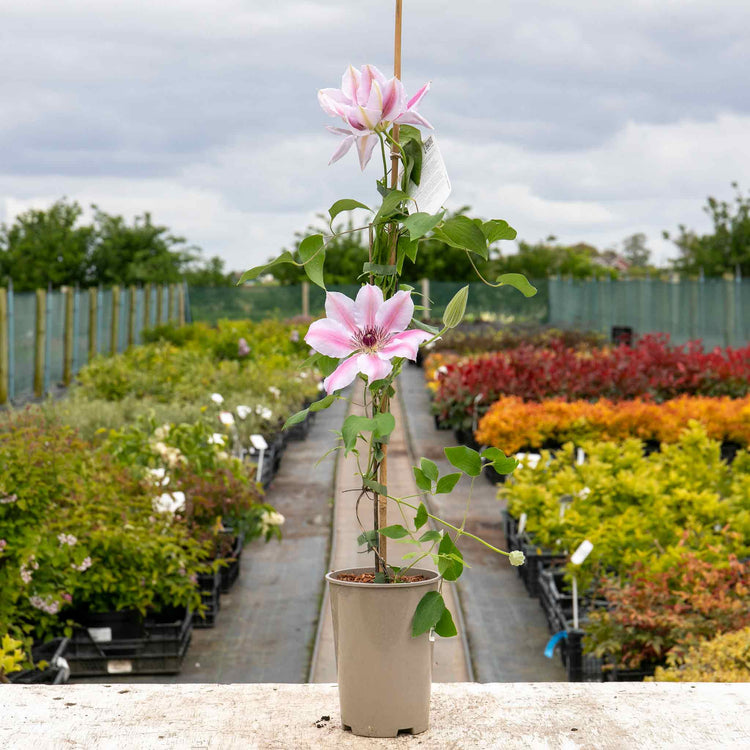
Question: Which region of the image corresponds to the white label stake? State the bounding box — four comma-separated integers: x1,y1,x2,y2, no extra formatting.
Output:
570,540,593,631
517,512,527,536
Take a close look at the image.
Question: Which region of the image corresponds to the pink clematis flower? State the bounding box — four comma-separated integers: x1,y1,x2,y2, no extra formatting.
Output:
305,284,432,393
318,64,432,170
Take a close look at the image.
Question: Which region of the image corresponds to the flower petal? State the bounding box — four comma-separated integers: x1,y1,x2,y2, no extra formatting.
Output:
375,290,414,334
318,88,349,117
323,355,361,393
407,81,431,110
356,133,379,170
357,353,393,382
379,329,432,360
355,284,384,329
394,110,433,129
341,65,360,103
357,64,375,106
381,78,406,122
328,135,355,165
325,291,359,334
305,319,355,358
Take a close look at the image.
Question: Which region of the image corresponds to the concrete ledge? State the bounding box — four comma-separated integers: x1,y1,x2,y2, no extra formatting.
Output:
3,682,749,748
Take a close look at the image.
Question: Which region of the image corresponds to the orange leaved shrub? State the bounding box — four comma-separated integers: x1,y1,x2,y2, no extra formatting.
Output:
476,395,750,454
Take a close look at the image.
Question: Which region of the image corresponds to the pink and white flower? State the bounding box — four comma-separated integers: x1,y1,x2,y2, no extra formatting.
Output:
318,64,432,170
305,284,431,394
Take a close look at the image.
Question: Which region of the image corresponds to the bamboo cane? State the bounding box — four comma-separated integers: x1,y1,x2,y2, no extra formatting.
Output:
377,0,404,572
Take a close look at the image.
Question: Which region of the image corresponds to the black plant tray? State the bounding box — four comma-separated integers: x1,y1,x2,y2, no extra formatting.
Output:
220,533,245,594
286,412,312,441
9,638,70,685
538,565,607,634
520,539,566,598
64,607,192,676
194,568,221,629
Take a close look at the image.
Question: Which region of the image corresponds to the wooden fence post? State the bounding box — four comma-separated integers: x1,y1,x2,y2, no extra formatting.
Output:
0,287,8,404
111,285,120,355
63,287,74,385
156,284,164,325
88,287,98,361
144,283,152,329
421,278,430,320
167,284,175,324
178,283,185,326
128,286,137,347
34,288,46,398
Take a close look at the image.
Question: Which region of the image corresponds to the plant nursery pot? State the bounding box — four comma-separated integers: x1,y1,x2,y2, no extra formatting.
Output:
326,567,440,738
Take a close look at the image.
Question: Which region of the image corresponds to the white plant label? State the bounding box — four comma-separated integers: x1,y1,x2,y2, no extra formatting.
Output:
571,539,594,566
407,135,451,215
576,447,585,465
250,434,268,451
107,659,133,674
87,627,112,643
517,512,527,536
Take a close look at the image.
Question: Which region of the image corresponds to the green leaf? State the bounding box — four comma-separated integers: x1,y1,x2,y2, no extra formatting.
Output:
438,534,464,581
309,393,338,412
402,211,445,240
411,318,440,335
380,524,409,539
419,530,441,543
432,216,488,259
357,529,379,547
329,198,370,223
374,189,410,224
481,219,517,244
396,235,420,275
362,262,398,277
402,138,423,188
373,412,396,440
443,285,469,329
435,472,461,494
283,408,309,430
412,591,446,637
238,251,296,285
420,458,439,482
444,445,482,476
412,467,432,492
298,234,326,289
342,415,374,453
496,273,537,298
435,606,458,638
396,124,423,146
414,503,428,530
374,572,387,583
363,476,387,496
481,447,518,474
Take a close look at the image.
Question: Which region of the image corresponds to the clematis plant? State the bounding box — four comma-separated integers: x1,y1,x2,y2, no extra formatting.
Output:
241,63,535,638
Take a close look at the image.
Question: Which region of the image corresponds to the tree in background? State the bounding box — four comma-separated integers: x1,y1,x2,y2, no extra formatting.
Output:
0,198,220,291
270,208,502,285
183,255,236,287
0,199,94,290
88,207,197,286
622,232,651,268
668,183,750,276
491,238,617,279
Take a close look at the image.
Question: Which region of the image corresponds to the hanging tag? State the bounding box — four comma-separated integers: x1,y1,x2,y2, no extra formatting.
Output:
571,539,594,565
517,512,527,536
544,630,567,658
250,434,268,451
407,135,451,215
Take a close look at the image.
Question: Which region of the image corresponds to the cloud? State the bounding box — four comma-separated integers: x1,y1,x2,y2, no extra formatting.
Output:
1,0,749,271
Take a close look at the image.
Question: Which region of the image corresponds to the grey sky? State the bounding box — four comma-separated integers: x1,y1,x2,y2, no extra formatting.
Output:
2,0,749,270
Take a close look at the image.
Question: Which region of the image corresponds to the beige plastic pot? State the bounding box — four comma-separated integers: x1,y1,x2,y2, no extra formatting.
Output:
326,566,440,738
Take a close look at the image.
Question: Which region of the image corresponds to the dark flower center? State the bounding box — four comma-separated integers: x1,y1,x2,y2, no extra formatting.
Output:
361,331,378,348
